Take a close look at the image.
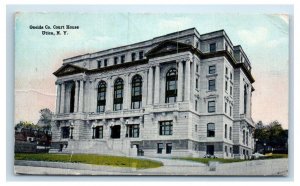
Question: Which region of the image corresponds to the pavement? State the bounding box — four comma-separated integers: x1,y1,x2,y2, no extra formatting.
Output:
14,157,288,176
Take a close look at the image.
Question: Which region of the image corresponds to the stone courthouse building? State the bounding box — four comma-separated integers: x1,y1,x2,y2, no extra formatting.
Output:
51,28,255,159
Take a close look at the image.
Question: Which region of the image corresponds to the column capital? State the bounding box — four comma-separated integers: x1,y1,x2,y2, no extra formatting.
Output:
55,80,63,85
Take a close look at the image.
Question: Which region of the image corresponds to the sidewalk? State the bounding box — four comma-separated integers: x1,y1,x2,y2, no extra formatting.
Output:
14,158,288,176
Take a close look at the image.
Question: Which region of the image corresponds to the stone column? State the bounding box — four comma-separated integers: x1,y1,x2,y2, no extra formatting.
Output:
106,78,112,112
184,60,191,102
142,71,148,107
89,80,94,112
74,80,79,112
123,75,129,110
55,83,61,114
177,61,184,102
78,80,84,112
154,65,160,104
93,80,97,113
147,66,153,105
60,82,65,113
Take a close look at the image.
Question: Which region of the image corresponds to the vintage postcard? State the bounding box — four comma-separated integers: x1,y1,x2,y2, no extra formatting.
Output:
14,11,289,176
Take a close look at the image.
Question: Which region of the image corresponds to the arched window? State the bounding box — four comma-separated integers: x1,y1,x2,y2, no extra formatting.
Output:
131,75,142,109
97,81,106,113
165,68,177,103
113,78,124,111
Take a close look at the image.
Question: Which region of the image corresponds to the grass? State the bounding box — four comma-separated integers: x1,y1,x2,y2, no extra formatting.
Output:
264,153,288,159
15,153,163,169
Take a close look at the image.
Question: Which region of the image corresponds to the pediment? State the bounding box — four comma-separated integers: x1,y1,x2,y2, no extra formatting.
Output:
145,40,193,58
53,64,87,77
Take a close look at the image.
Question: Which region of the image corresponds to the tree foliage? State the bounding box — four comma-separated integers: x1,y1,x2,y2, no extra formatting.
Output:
254,120,288,152
37,108,53,130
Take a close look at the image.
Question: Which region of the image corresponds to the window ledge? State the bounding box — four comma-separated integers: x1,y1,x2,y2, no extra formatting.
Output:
206,74,218,78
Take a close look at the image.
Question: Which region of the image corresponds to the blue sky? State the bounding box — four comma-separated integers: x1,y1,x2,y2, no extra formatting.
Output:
15,12,289,128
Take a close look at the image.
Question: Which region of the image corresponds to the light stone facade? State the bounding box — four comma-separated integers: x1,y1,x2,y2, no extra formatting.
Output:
51,28,255,159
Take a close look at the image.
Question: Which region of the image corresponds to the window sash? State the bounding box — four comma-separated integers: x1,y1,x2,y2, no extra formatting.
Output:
208,101,216,112
157,143,163,154
210,43,216,52
209,65,216,74
207,123,215,137
159,121,173,135
208,80,216,91
95,126,103,139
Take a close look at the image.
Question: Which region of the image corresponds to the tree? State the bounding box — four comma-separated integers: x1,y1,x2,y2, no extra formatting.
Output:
37,108,53,130
254,120,288,153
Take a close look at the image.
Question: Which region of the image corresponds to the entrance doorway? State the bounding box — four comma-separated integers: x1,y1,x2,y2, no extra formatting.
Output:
206,145,214,155
110,125,121,138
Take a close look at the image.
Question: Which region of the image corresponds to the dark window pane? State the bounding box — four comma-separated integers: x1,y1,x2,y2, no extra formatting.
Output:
97,81,106,113
208,101,216,113
165,68,177,103
210,43,216,52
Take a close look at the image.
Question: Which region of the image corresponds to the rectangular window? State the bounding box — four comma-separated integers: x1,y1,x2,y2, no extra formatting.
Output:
208,101,216,113
159,121,173,135
95,126,103,139
121,55,125,64
246,132,249,146
225,44,228,51
97,60,101,68
195,100,198,111
224,124,227,139
229,126,232,140
131,53,136,61
196,64,199,73
208,65,216,74
126,124,140,138
210,43,216,52
114,57,118,65
230,86,232,95
157,143,163,154
230,72,233,80
225,102,227,113
196,78,198,89
139,51,144,60
195,125,197,132
207,123,215,137
61,127,70,139
230,106,232,116
208,79,216,91
104,59,108,67
166,143,172,154
225,67,228,75
225,81,228,91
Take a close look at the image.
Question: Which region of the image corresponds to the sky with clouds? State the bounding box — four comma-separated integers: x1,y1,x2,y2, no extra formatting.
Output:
15,12,289,128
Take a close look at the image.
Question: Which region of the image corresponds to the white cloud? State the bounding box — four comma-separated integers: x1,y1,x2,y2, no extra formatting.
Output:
265,38,286,48
237,27,268,45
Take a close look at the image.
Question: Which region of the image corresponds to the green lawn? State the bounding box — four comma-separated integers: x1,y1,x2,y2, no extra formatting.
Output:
264,153,288,159
15,153,163,169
